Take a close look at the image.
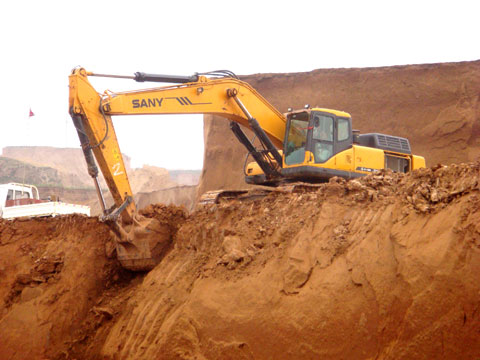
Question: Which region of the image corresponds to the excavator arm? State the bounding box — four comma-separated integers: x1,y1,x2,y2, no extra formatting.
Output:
68,67,287,270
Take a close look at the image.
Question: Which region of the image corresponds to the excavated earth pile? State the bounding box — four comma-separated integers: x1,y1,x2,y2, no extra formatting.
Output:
0,216,117,359
1,163,479,359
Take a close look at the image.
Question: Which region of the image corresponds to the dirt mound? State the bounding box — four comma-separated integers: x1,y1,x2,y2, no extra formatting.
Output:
198,60,480,196
0,215,119,359
139,203,189,236
97,163,480,359
1,162,479,359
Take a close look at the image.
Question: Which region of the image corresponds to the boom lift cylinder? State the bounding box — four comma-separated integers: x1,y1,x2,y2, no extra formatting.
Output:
229,90,283,168
229,122,279,177
86,72,200,84
134,72,199,83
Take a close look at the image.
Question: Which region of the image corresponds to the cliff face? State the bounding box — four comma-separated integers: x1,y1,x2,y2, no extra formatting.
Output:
168,170,201,186
198,61,480,195
135,185,197,212
0,157,62,187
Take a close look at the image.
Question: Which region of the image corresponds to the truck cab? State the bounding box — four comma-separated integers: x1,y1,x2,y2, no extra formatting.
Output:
0,183,41,208
0,183,90,219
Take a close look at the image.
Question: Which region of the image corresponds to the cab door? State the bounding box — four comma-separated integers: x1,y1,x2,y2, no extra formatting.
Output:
334,117,352,154
284,112,310,166
310,113,353,168
333,117,354,171
311,113,334,163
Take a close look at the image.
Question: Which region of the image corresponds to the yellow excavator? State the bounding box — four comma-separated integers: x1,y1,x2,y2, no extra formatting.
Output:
69,67,425,271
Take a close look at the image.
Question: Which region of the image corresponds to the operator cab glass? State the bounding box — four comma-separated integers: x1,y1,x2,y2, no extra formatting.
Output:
312,114,334,163
285,112,309,165
284,110,352,166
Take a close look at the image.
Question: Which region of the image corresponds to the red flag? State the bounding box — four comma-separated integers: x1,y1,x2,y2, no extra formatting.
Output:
29,109,34,117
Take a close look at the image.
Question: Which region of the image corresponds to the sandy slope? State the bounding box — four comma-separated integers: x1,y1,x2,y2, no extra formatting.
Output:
1,163,479,359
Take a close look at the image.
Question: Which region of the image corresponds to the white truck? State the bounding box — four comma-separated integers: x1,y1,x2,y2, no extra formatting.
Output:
0,183,90,219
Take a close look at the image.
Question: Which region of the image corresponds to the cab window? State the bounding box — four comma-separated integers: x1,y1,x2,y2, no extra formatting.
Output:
285,113,309,165
312,115,333,141
312,114,333,163
337,118,349,141
15,190,30,199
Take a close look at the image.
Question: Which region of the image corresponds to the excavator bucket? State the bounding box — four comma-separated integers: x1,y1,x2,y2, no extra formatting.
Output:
110,214,173,271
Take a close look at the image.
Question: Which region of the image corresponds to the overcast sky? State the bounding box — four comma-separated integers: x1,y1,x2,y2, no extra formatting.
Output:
1,0,478,170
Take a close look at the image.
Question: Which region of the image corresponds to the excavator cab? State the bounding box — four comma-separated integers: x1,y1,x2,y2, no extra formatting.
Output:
283,109,353,166
245,108,355,184
246,106,425,185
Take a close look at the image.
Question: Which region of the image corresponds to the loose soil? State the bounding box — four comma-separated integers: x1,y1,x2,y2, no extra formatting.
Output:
1,162,479,359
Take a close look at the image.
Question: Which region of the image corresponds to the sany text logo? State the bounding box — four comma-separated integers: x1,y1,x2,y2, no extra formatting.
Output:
132,97,211,108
